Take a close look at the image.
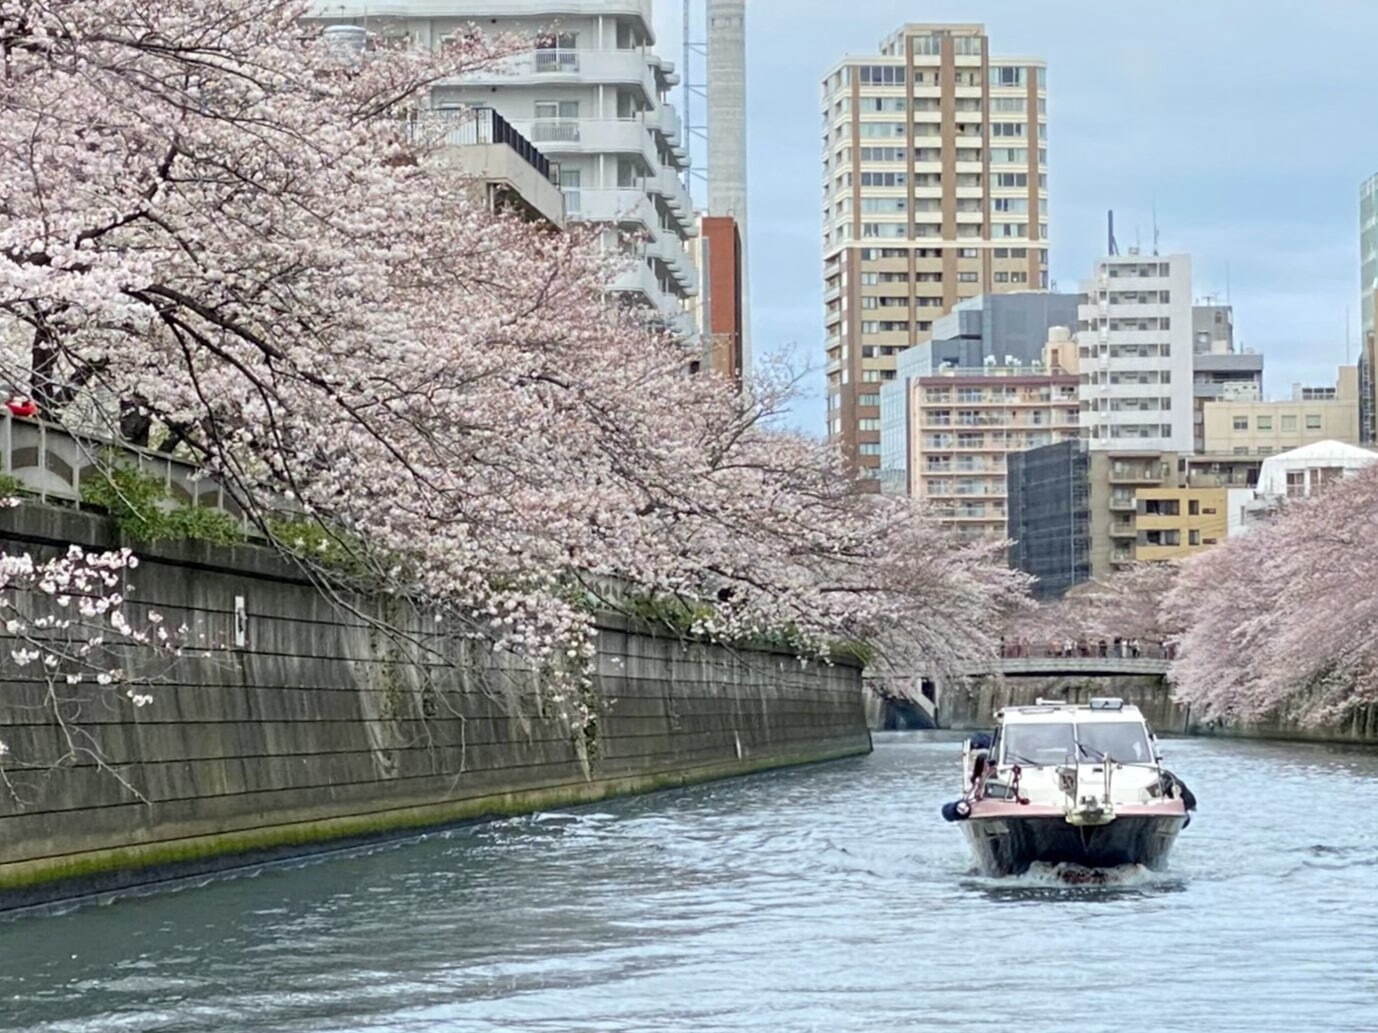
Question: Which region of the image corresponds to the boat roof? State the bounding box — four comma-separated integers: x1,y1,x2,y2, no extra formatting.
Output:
996,700,1146,725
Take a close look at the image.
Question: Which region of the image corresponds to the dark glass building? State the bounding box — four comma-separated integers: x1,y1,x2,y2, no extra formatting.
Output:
1007,440,1090,598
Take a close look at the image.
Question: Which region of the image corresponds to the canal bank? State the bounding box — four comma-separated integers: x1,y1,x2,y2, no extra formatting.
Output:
0,506,870,912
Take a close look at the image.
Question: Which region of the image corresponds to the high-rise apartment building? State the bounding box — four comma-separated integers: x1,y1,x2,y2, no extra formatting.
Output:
1360,173,1378,444
1076,254,1194,453
306,1,697,339
878,291,1077,493
821,24,1049,480
905,355,1080,540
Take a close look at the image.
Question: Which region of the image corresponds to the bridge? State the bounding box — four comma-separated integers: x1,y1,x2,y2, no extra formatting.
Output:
869,656,1173,731
962,656,1171,678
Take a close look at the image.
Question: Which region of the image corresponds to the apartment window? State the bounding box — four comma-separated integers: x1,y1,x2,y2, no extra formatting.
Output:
860,197,907,213
1305,414,1322,429
958,272,978,283
558,168,582,212
1188,499,1200,516
1189,530,1201,547
911,34,941,56
990,67,1025,87
952,36,982,56
1256,415,1273,430
534,100,580,141
995,173,1028,187
534,32,578,72
958,248,979,258
990,122,1026,137
992,148,1028,165
858,419,881,431
859,122,906,138
858,65,906,85
992,97,1026,113
858,443,881,455
858,394,880,407
861,96,908,113
915,148,942,163
1281,414,1298,431
993,272,1009,283
993,198,1029,213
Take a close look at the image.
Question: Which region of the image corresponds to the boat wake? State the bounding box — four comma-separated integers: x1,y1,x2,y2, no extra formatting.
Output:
961,861,1186,899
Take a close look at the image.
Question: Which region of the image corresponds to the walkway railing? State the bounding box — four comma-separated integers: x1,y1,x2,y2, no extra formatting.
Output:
0,413,243,518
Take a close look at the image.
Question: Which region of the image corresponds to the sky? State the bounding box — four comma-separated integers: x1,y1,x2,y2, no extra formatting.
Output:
653,0,1378,436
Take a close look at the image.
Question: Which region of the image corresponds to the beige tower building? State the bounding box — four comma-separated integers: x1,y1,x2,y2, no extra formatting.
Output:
821,24,1049,481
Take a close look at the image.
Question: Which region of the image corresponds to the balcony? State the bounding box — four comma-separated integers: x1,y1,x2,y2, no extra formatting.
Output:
421,108,564,227
1109,521,1137,538
572,188,656,230
646,167,695,233
651,103,683,148
1109,496,1136,511
446,47,657,101
1108,468,1162,485
649,232,698,296
511,116,657,170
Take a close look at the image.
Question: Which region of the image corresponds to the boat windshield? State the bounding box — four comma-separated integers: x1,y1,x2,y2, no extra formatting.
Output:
1001,720,1154,766
1002,722,1075,765
1076,721,1153,764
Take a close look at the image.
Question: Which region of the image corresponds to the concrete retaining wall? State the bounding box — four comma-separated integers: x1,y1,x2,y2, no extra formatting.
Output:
0,507,870,911
940,674,1378,746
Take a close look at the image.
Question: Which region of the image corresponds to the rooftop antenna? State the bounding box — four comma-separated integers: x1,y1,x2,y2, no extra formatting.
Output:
681,0,708,199
1107,210,1119,256
1151,200,1160,256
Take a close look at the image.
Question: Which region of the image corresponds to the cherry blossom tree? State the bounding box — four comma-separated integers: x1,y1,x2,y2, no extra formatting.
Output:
1167,465,1378,726
999,562,1181,657
0,0,1027,728
0,534,179,798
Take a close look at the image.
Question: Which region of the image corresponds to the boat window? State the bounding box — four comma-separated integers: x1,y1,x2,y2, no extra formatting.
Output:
1076,721,1152,763
1001,722,1074,765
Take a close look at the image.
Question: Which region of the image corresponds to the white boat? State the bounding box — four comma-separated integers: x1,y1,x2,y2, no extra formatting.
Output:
942,697,1195,877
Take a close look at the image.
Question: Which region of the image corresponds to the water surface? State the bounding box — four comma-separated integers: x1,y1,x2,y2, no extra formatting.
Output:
3,733,1376,1032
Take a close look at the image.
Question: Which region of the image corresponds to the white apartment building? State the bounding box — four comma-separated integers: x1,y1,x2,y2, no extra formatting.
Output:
1076,253,1194,453
307,1,697,338
820,23,1049,480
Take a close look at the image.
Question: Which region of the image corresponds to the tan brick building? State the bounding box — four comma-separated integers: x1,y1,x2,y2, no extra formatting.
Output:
821,24,1048,482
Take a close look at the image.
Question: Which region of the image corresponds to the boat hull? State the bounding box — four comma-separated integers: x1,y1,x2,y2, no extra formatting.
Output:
961,808,1186,877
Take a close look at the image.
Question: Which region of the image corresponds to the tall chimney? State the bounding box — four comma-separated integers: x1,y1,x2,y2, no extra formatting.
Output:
706,0,749,373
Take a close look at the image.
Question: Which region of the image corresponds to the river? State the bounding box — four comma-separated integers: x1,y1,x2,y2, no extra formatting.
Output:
2,733,1377,1033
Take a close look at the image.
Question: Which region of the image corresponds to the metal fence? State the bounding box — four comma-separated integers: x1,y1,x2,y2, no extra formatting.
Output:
427,107,557,182
0,413,243,517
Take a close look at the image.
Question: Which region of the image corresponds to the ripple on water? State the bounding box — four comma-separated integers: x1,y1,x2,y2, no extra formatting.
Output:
2,736,1378,1033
